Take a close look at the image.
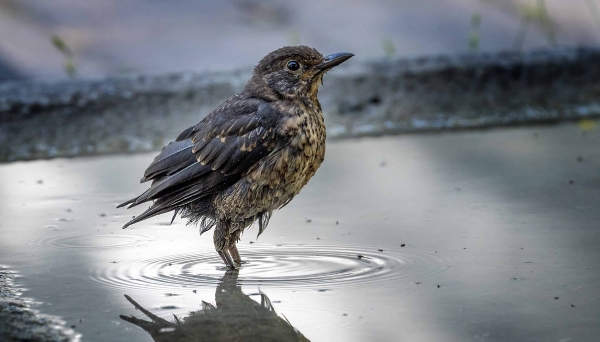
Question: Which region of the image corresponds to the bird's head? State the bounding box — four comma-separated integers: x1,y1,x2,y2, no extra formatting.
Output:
246,46,353,102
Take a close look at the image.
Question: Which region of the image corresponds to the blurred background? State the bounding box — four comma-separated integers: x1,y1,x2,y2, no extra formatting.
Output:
1,0,600,81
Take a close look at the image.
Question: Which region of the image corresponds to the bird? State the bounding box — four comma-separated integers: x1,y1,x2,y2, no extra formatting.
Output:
117,46,353,269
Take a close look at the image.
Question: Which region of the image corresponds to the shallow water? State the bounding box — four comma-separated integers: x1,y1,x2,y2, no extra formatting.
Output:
1,122,600,341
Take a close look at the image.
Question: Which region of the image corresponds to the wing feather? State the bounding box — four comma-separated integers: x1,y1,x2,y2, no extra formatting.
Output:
119,96,283,228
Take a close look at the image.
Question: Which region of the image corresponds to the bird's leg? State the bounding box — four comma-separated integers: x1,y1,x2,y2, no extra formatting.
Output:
214,223,236,269
227,230,244,265
218,250,236,269
228,243,244,265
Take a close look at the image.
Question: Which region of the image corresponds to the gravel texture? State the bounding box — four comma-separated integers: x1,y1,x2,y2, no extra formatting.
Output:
0,266,77,342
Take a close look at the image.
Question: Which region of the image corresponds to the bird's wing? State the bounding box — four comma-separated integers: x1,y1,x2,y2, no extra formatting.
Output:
118,97,281,227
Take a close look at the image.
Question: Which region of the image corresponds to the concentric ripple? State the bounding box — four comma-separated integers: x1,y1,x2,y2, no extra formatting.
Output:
27,233,165,249
90,244,461,291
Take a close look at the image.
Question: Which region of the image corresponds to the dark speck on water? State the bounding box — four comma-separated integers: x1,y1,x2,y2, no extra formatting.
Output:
554,296,560,300
571,304,576,307
357,254,364,259
577,156,584,162
305,218,312,223
159,306,178,310
378,249,383,252
401,244,406,247
569,180,574,185
437,285,441,288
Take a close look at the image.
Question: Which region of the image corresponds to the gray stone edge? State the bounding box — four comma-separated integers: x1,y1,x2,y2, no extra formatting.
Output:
2,47,600,162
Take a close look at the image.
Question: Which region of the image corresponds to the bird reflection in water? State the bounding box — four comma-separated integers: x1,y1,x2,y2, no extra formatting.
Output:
120,270,310,341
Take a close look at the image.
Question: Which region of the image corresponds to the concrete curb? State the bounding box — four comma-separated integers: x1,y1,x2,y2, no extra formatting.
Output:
2,48,600,162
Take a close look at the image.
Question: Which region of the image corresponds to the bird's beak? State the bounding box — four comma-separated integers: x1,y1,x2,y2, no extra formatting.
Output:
317,52,354,71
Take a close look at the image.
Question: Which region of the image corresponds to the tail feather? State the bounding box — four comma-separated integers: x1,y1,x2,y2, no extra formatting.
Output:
117,197,138,209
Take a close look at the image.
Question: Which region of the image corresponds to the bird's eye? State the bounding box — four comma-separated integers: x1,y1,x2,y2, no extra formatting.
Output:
286,61,300,71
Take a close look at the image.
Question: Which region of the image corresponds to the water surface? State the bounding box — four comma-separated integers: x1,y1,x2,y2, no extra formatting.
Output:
1,122,599,341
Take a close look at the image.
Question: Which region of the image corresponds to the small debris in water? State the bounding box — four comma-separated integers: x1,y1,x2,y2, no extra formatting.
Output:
415,282,422,285
249,241,255,244
168,263,172,266
554,296,559,300
99,213,107,217
37,179,44,184
317,289,329,292
357,254,364,259
571,303,576,307
335,221,339,225
342,313,348,316
577,156,584,162
66,208,73,212
401,244,406,247
110,261,117,264
568,180,574,185
436,285,441,288
70,325,76,329
380,160,386,167
316,237,320,240
378,249,383,252
193,290,197,293
79,319,83,323
305,218,312,223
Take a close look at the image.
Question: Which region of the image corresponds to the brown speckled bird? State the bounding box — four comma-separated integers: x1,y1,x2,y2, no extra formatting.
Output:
118,46,353,269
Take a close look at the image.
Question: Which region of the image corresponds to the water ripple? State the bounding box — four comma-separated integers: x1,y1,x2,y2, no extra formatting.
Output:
27,233,165,249
90,244,460,291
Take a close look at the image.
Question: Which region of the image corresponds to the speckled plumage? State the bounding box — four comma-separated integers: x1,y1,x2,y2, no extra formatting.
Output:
118,46,353,268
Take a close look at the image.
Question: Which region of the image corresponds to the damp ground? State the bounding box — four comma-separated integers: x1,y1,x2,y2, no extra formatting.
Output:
1,122,600,341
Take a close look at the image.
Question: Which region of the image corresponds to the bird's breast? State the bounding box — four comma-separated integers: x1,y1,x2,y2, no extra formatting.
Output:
251,102,326,192
215,102,326,220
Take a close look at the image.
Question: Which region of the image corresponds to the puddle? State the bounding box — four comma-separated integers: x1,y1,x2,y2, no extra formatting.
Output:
1,123,600,341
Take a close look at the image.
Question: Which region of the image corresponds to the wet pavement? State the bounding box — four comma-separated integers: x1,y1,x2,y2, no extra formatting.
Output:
1,121,599,341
